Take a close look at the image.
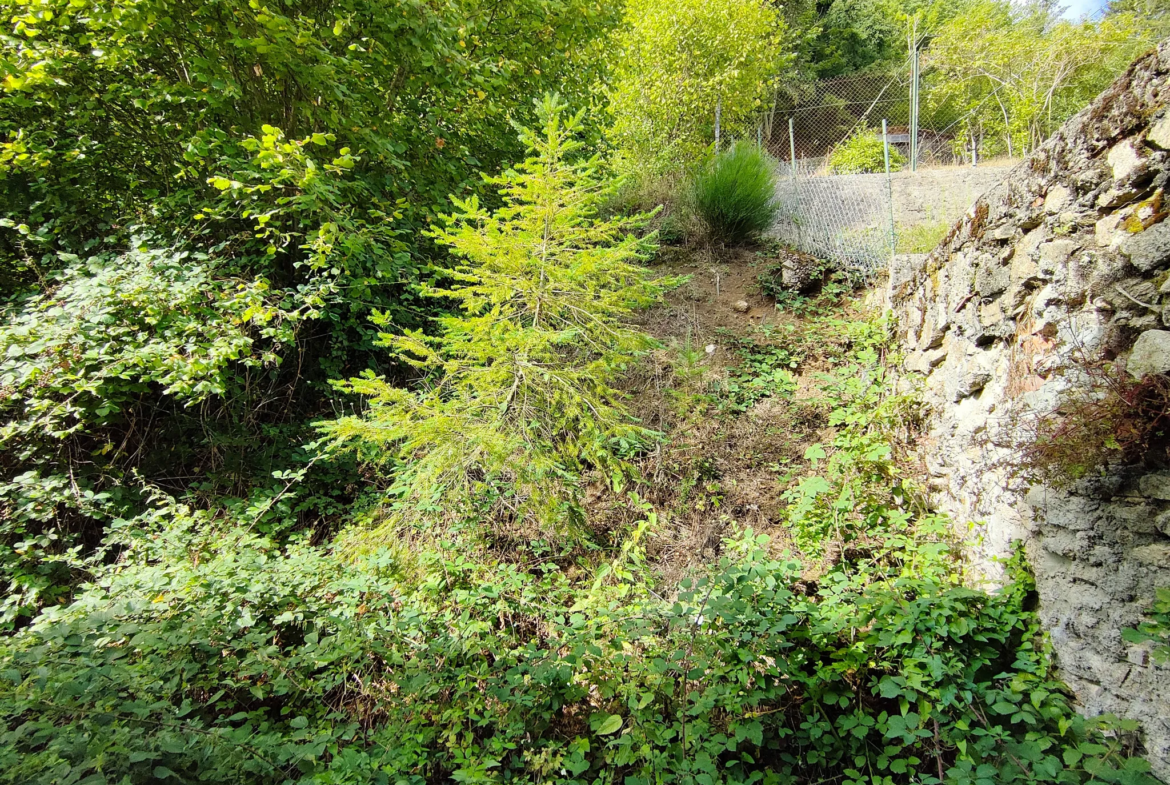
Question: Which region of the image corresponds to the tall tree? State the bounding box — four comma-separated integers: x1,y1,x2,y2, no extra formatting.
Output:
926,0,1152,157
607,0,787,176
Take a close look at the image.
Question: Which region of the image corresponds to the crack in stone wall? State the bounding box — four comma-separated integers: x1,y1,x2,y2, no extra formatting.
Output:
884,41,1170,779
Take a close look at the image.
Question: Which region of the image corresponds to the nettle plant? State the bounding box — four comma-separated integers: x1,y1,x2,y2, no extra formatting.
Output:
322,95,680,532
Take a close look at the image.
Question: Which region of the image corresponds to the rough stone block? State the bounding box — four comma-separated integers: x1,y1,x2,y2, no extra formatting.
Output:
1127,330,1170,378
1111,504,1161,534
1096,214,1123,248
1041,530,1080,558
1120,221,1170,272
888,255,924,295
975,257,1010,297
1156,509,1170,536
919,314,947,349
1130,543,1170,566
1010,249,1043,286
1147,113,1170,150
1108,139,1145,182
1038,239,1080,276
979,299,1005,327
1045,184,1072,213
1138,471,1170,501
952,369,993,401
1127,642,1156,667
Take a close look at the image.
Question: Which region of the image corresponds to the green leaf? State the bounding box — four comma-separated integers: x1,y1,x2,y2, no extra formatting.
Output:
592,713,623,735
804,444,826,461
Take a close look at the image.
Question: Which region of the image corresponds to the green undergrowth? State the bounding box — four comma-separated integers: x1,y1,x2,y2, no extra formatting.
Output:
718,327,803,412
0,310,1157,785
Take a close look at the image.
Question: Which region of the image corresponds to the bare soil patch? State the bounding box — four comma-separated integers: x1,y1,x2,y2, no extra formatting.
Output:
587,242,842,584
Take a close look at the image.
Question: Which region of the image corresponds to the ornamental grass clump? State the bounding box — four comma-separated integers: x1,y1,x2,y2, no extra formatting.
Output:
692,141,779,244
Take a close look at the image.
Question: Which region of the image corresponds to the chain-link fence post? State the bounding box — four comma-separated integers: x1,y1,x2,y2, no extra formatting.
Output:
909,44,920,171
714,96,721,151
787,117,796,180
882,119,896,260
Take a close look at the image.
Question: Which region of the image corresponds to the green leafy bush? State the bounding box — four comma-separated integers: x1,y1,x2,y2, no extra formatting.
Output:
608,0,784,177
4,515,1153,785
693,142,780,244
827,129,905,174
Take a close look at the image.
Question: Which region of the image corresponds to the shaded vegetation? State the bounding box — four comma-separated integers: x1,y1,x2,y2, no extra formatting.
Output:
2,308,1158,784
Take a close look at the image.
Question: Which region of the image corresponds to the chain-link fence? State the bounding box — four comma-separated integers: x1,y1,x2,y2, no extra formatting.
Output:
730,58,1017,277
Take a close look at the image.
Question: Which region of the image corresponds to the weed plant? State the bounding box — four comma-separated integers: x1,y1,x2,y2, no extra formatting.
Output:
896,221,951,254
1016,360,1170,487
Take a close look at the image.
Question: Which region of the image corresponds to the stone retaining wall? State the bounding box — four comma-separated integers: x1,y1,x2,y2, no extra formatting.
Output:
885,42,1170,778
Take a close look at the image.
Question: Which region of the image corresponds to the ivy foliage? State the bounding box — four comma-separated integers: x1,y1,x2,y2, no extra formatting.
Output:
0,313,1157,785
322,96,678,529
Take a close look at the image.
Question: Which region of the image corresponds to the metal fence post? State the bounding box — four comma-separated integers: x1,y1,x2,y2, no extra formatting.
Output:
714,96,721,152
882,119,896,260
909,45,919,172
788,117,796,180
